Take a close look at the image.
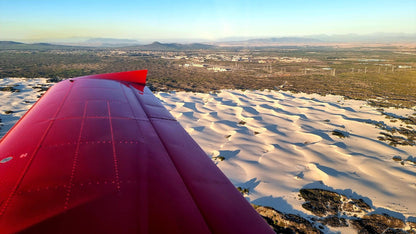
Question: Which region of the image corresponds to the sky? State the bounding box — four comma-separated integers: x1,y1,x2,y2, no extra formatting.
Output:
1,0,415,43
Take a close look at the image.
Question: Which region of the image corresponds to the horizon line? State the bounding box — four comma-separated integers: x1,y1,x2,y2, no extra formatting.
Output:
2,32,416,45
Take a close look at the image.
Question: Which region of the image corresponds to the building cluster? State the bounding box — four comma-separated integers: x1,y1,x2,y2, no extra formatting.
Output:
160,53,310,64
179,63,231,72
160,52,313,73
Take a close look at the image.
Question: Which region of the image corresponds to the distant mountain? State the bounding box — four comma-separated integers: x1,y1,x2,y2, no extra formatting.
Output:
310,33,416,43
126,41,215,50
216,33,416,46
0,41,81,50
33,42,54,46
246,37,322,43
2,32,414,51
216,37,322,46
0,40,215,51
82,38,141,47
0,41,24,45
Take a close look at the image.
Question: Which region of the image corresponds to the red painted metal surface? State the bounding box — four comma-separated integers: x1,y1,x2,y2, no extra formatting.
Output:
0,70,272,233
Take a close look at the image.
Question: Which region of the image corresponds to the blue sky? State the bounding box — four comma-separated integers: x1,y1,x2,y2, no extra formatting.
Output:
1,0,415,42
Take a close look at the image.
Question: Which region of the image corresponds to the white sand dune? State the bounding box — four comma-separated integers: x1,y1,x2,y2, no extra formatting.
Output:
156,89,416,221
0,78,50,137
1,78,416,230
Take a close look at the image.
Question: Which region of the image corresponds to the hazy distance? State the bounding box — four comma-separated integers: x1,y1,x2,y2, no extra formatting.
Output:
1,0,415,43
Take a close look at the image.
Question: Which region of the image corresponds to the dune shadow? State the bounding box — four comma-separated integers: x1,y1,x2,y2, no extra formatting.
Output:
406,156,416,163
264,124,286,136
328,103,357,113
301,125,333,142
391,165,416,177
343,106,356,112
274,108,309,120
183,102,197,111
215,120,239,128
303,97,359,113
251,116,263,121
237,177,261,190
208,111,218,118
182,111,198,120
259,103,276,111
370,207,406,221
218,149,240,160
349,152,387,162
314,163,350,178
214,97,238,107
193,126,205,132
308,163,397,197
242,106,259,115
252,196,295,214
0,114,21,138
408,216,416,223
222,100,238,106
158,92,171,98
351,133,409,154
332,141,347,149
280,92,294,99
270,143,296,155
326,102,345,110
302,181,374,208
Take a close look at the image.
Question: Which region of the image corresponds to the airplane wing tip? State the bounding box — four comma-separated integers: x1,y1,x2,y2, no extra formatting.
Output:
77,70,147,85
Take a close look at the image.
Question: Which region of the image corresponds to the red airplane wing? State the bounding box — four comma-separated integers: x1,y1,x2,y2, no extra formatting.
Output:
0,70,272,233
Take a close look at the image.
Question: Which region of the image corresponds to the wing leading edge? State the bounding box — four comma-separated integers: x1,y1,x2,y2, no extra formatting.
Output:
0,70,273,233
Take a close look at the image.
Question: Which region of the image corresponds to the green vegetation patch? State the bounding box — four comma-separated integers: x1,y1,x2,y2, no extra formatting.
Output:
236,186,250,195
212,156,225,161
332,130,349,138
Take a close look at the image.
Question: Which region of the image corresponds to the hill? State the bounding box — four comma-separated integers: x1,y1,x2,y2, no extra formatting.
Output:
246,37,322,43
215,33,416,47
83,38,141,47
0,41,85,50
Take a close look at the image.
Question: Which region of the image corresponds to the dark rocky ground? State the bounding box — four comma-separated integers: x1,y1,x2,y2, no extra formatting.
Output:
253,188,416,233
